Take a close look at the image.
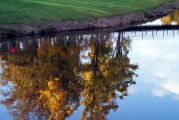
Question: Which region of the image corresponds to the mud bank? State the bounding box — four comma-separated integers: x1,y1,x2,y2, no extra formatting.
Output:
0,1,179,38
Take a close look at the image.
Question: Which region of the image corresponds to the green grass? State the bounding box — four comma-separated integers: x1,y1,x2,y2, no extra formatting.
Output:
0,0,171,27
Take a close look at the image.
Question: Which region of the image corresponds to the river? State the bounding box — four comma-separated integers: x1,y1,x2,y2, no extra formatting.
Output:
0,10,179,120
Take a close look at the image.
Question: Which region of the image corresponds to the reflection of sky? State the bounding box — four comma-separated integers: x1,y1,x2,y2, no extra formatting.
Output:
127,31,179,100
80,49,91,64
0,66,12,120
142,19,163,26
107,30,179,120
142,19,177,26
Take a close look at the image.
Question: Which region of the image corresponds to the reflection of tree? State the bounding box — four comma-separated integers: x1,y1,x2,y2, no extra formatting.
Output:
80,32,138,120
0,39,83,120
161,15,172,25
173,10,179,24
0,32,138,120
161,10,179,25
37,40,83,120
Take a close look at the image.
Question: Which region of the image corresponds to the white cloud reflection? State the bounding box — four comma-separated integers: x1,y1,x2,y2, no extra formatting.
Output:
127,31,179,101
152,89,169,97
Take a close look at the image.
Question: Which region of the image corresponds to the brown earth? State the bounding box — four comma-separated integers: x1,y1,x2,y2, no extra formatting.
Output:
0,1,179,38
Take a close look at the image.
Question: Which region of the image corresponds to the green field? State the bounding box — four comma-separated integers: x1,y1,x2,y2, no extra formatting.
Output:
0,0,170,27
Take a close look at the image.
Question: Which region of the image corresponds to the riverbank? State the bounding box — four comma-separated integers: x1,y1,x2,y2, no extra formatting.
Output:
0,0,179,38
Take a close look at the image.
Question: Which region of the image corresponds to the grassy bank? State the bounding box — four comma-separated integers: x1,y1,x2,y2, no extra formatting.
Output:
1,0,177,37
0,0,170,26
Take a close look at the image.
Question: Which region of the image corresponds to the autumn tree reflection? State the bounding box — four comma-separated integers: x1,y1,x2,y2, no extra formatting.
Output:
80,32,138,120
0,38,83,120
161,10,179,25
0,32,138,120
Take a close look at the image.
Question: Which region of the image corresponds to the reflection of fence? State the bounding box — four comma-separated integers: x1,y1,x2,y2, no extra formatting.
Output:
123,25,179,31
121,25,179,39
1,25,179,54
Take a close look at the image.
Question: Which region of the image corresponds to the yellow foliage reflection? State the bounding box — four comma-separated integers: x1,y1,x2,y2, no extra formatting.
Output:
0,32,138,120
161,10,179,25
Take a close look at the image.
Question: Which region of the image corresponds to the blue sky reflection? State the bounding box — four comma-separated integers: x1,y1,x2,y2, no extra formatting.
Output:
107,31,179,120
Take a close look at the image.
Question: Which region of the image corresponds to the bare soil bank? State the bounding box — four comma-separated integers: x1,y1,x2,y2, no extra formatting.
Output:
0,1,179,38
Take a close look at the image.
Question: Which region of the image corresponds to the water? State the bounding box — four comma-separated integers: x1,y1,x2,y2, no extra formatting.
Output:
0,10,179,120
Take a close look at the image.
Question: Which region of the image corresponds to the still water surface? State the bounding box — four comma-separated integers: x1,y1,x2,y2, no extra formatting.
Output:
0,10,179,120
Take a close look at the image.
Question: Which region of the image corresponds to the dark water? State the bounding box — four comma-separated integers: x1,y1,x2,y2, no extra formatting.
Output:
0,10,179,120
